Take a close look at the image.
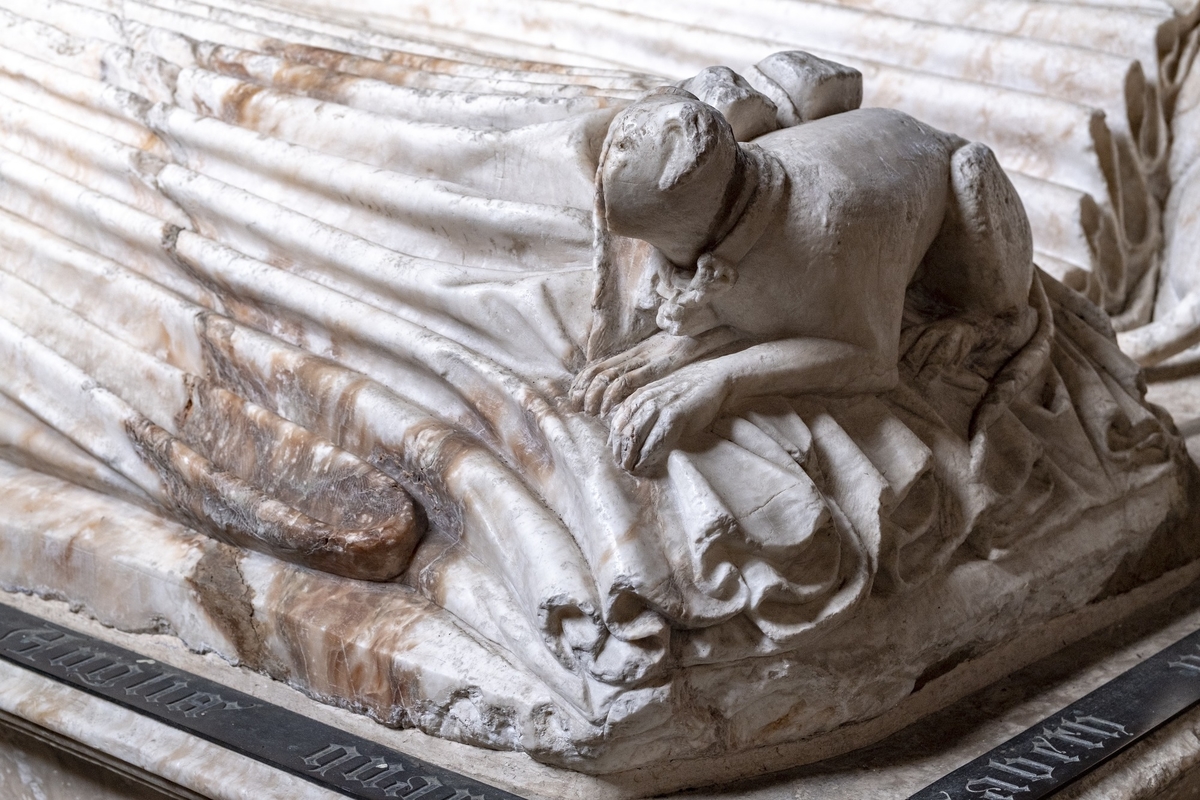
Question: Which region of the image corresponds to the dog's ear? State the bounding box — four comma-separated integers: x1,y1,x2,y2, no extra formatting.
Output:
657,106,715,192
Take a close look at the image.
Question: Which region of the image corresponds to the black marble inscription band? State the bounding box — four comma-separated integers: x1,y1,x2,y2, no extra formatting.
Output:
0,600,526,800
910,624,1200,799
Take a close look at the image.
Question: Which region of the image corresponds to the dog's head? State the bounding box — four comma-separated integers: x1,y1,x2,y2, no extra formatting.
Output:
598,89,740,267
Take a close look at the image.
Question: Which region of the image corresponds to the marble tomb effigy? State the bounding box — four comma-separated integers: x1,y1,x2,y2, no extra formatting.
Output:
0,0,1198,788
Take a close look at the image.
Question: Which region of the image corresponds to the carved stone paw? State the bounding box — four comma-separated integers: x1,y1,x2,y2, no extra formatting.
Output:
571,330,738,417
571,345,657,417
609,365,731,473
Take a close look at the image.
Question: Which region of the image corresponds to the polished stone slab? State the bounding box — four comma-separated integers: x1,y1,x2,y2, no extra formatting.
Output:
0,714,184,800
0,710,196,800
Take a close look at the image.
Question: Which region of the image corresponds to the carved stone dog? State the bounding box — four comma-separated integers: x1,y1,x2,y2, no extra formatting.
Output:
573,81,1035,472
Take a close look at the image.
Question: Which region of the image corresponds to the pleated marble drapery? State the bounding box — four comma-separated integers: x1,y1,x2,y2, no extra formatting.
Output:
0,0,1194,773
283,0,1198,332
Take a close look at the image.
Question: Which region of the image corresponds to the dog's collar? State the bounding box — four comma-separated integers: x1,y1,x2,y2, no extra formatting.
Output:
705,144,788,270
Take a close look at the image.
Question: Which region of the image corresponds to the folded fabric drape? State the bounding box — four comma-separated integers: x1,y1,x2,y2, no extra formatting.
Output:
0,0,1189,723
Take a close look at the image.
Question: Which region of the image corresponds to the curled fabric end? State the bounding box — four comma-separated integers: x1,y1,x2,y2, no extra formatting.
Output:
126,410,422,582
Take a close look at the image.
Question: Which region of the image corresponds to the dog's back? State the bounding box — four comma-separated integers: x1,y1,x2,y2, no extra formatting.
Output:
713,108,959,360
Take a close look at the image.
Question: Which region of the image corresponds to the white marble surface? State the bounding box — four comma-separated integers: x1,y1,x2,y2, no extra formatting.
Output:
0,722,174,800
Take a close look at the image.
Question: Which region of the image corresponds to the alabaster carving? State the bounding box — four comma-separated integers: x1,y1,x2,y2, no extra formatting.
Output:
0,0,1197,780
1124,41,1200,367
582,85,1036,473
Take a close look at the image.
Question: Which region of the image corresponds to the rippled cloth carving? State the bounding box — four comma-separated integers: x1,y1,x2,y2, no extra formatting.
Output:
0,0,1189,711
